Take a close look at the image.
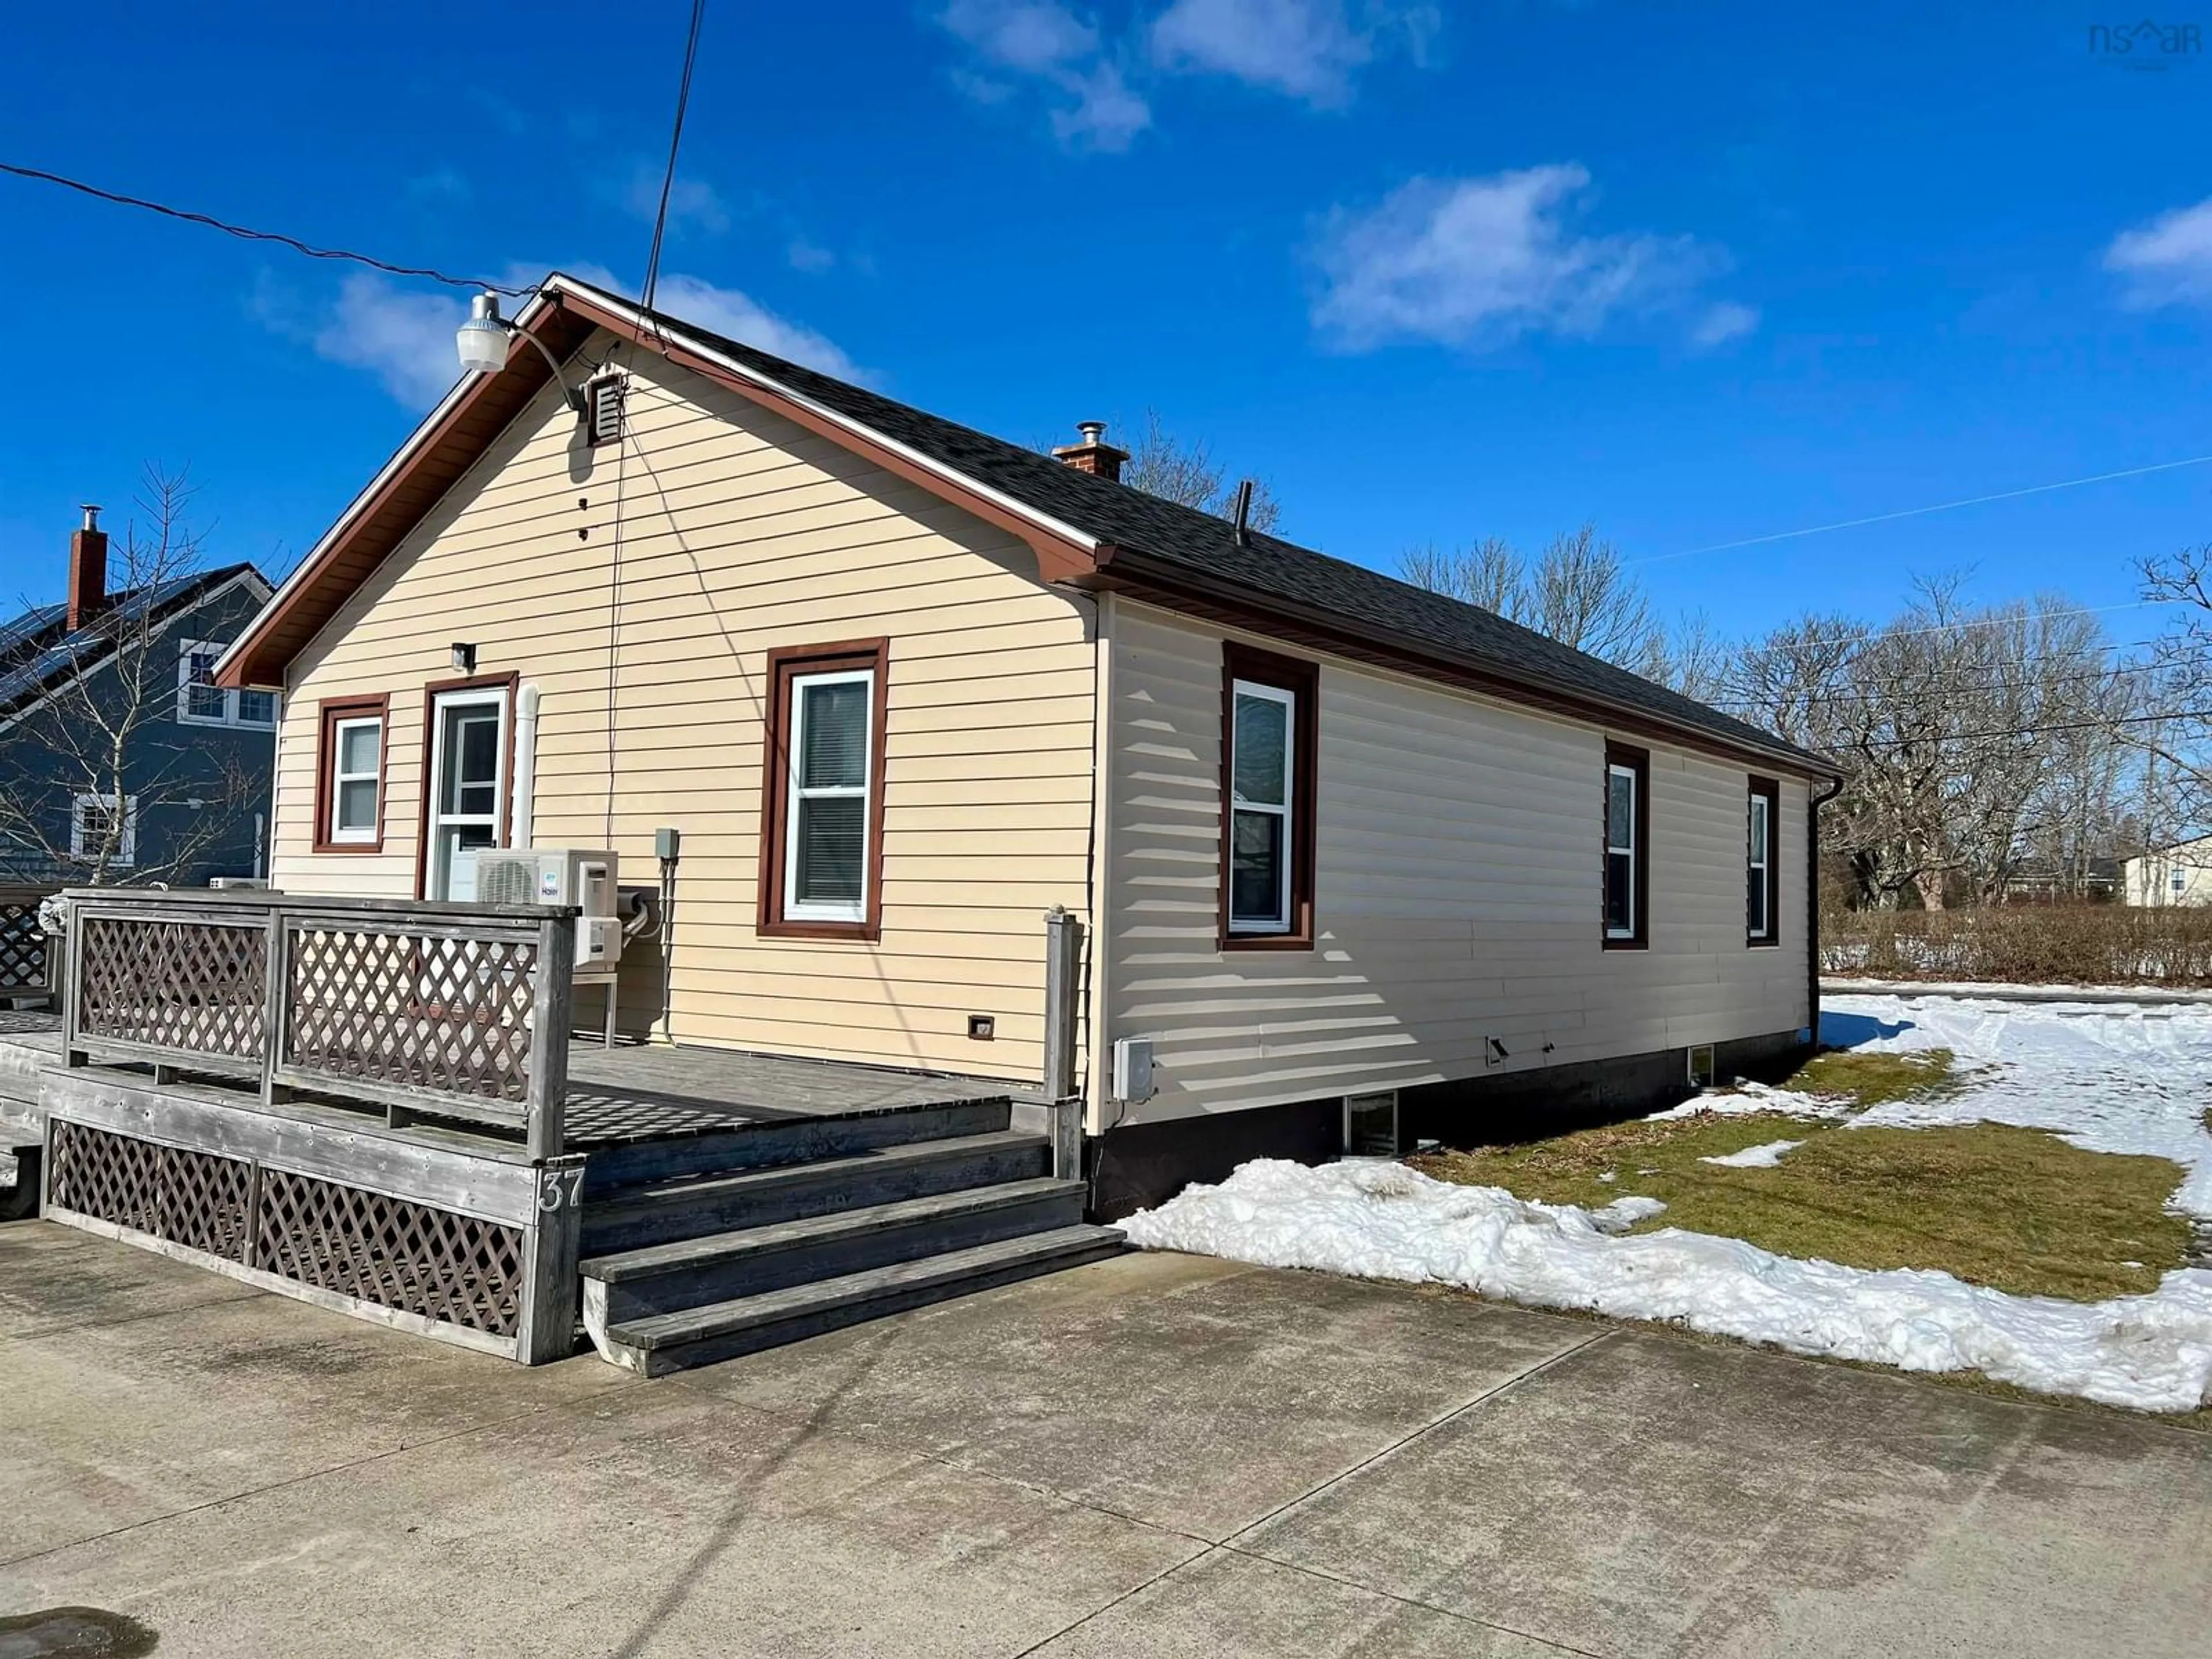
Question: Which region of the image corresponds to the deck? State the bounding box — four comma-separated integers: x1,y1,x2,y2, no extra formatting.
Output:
0,1009,1041,1149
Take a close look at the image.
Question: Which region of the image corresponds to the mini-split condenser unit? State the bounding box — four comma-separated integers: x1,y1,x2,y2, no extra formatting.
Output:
473,848,622,972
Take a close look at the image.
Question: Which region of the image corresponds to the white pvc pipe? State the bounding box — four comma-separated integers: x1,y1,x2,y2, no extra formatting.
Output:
511,683,541,849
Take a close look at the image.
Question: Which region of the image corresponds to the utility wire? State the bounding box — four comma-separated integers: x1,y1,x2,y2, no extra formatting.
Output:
1635,455,2212,567
0,160,531,295
1701,632,2206,709
638,0,708,326
1840,706,2212,753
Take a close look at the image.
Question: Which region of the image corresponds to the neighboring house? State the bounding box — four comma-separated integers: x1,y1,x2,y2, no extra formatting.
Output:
2122,839,2212,907
0,510,275,886
214,272,1839,1216
2001,856,2120,903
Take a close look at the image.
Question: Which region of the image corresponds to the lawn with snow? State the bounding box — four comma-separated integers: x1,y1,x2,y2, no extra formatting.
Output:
1123,992,2212,1413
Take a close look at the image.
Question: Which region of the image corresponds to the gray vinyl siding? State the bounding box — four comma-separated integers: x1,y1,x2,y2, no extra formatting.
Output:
1100,601,1811,1124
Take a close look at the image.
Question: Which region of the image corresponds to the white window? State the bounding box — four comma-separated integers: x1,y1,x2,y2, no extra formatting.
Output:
1228,679,1295,934
783,668,874,923
71,793,138,867
424,688,509,900
1748,790,1773,940
176,639,275,728
1604,760,1640,941
328,715,383,845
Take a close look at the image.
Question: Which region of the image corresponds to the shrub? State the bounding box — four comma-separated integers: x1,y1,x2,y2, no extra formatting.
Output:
1823,903,2212,987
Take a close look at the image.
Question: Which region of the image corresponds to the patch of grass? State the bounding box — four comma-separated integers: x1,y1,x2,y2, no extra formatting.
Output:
1781,1046,1963,1108
1410,1112,2190,1304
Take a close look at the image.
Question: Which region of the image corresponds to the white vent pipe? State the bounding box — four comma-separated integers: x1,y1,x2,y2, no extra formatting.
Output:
511,683,541,850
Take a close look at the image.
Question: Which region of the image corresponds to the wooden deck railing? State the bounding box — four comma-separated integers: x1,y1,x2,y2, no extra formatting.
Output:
0,885,60,997
59,889,578,1158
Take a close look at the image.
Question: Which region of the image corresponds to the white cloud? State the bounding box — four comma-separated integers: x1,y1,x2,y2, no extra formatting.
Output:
1310,164,1738,351
259,263,862,409
618,163,732,235
1149,0,1436,105
941,0,1099,69
1690,300,1759,349
2104,196,2212,308
1050,62,1153,150
787,237,836,274
642,274,865,380
938,0,1152,151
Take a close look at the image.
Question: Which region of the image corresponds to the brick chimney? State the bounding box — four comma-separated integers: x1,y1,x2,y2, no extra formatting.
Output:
67,505,108,630
1051,421,1129,483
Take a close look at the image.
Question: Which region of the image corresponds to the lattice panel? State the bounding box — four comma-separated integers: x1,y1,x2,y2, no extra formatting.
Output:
47,1121,255,1260
48,1120,525,1340
286,929,537,1104
75,916,267,1058
0,900,46,991
256,1168,522,1336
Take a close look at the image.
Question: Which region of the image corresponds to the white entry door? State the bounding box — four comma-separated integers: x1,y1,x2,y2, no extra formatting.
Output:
424,688,509,900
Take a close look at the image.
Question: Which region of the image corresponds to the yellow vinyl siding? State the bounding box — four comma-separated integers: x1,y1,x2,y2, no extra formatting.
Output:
1102,603,1810,1123
271,340,1095,1081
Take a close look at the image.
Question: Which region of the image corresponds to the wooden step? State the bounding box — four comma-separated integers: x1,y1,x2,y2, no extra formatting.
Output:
581,1177,1088,1328
594,1225,1126,1375
581,1098,1013,1195
579,1130,1053,1254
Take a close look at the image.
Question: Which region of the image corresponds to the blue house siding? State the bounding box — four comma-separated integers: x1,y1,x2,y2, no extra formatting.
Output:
0,569,276,888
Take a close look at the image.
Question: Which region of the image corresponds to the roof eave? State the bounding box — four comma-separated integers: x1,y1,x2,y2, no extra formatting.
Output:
1091,546,1839,782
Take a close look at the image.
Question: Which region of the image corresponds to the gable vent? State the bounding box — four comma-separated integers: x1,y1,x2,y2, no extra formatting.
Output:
586,376,627,448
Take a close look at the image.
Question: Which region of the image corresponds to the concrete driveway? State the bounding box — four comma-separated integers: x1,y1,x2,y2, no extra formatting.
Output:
1,1220,2207,1657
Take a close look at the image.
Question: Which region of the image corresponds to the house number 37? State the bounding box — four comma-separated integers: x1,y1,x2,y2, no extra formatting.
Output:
537,1168,585,1213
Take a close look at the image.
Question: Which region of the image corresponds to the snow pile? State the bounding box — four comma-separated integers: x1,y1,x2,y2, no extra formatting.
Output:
1827,993,2212,1220
1699,1139,1803,1168
1647,1080,1850,1122
1122,1158,2212,1411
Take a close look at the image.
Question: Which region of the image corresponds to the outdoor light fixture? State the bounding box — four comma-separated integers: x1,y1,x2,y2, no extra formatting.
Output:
455,294,586,414
450,642,478,675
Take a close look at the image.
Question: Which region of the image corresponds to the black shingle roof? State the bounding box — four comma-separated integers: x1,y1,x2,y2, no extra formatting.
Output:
644,302,1828,773
0,565,264,718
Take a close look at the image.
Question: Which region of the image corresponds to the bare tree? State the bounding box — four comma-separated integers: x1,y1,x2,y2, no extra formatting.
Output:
1399,524,1670,680
1731,579,2141,909
2138,543,2212,857
1119,411,1283,532
0,467,258,885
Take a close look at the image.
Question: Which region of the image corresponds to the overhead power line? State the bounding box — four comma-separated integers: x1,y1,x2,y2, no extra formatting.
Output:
1844,706,2212,753
638,0,709,323
0,160,531,295
1637,455,2212,568
1704,648,2210,715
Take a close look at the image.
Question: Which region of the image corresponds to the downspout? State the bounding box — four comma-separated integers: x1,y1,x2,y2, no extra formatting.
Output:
1808,772,1844,1051
512,684,541,849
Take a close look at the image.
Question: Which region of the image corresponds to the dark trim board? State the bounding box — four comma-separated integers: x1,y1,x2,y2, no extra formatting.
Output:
1085,1029,1813,1220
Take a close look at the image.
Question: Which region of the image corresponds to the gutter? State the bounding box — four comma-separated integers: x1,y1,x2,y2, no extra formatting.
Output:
1809,771,1846,1044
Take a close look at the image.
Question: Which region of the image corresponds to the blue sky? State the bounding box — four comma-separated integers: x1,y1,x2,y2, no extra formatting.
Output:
2,1,2207,650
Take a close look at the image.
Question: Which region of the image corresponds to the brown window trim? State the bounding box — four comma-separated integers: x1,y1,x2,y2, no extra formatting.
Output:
412,672,521,900
311,694,391,854
1219,641,1320,952
1748,774,1782,948
1602,740,1651,950
757,639,890,943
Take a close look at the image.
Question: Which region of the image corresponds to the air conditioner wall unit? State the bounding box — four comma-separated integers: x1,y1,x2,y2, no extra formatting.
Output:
473,847,621,973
